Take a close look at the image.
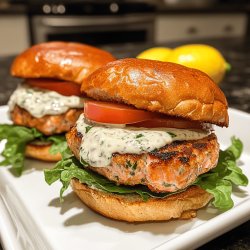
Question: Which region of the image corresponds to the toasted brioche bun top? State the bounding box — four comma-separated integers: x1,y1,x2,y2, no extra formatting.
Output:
81,58,228,126
11,42,116,84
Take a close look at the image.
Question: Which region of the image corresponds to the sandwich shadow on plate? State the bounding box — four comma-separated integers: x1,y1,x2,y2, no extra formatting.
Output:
232,186,249,198
47,191,217,236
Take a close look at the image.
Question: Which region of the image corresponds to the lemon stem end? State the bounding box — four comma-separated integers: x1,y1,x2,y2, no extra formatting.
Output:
226,62,231,72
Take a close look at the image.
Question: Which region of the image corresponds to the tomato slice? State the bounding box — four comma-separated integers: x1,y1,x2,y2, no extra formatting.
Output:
132,117,203,129
84,101,158,124
84,101,203,129
26,78,81,97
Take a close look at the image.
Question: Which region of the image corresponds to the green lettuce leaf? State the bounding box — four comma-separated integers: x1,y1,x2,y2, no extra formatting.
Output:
44,136,248,210
194,136,248,210
0,124,66,176
46,135,68,155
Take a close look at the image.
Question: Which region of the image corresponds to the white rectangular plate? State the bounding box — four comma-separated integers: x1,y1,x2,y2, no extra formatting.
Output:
0,105,249,250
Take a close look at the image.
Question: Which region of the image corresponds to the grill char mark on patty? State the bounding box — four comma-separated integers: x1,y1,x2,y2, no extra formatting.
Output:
149,151,178,161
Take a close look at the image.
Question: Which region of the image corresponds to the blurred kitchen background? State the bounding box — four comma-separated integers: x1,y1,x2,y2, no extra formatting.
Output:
0,1,250,250
0,0,250,57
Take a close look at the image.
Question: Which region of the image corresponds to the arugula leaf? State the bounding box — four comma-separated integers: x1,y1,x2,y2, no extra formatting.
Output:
0,124,66,176
47,135,68,155
226,136,243,160
44,137,248,210
0,124,43,176
195,137,248,210
44,147,73,185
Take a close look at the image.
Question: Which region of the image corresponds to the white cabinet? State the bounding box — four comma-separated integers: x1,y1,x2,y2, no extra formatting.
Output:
0,15,29,56
155,13,247,43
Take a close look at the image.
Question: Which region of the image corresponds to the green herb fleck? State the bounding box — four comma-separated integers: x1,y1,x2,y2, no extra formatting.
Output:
136,134,144,139
126,160,137,170
85,126,93,134
163,182,172,187
167,132,177,138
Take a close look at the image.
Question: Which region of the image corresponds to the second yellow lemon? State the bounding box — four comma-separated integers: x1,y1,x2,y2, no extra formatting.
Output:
137,47,172,62
167,44,227,84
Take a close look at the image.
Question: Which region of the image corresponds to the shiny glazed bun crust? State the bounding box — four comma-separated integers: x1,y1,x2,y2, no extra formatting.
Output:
11,42,116,84
25,143,61,162
81,58,228,126
71,179,212,222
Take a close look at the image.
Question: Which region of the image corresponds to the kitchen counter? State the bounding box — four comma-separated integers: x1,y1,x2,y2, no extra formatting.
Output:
0,37,249,249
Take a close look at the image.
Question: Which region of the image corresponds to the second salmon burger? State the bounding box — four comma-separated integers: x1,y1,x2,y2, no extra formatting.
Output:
0,42,115,175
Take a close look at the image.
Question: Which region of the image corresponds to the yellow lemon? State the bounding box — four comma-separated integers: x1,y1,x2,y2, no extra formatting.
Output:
137,47,172,62
167,44,228,84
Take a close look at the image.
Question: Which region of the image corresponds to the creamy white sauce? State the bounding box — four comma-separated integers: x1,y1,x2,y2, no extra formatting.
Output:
8,84,84,118
76,114,210,167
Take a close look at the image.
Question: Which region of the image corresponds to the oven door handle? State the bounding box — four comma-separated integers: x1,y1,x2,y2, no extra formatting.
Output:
41,15,154,27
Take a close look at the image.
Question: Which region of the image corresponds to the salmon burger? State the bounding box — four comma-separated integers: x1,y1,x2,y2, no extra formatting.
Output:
45,58,248,222
0,42,115,175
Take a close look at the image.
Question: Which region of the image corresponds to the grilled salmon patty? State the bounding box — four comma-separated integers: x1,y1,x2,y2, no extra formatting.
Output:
66,127,219,193
11,105,83,136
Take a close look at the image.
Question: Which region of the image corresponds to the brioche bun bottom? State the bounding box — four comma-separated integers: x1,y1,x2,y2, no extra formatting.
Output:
25,143,61,162
71,179,212,222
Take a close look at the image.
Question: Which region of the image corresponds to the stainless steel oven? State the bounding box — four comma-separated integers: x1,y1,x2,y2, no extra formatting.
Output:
31,14,155,46
28,1,156,52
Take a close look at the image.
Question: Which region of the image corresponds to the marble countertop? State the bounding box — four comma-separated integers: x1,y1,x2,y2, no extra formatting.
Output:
0,37,249,249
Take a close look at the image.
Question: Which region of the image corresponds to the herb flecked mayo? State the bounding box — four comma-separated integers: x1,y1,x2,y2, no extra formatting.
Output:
76,114,210,167
8,84,84,118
